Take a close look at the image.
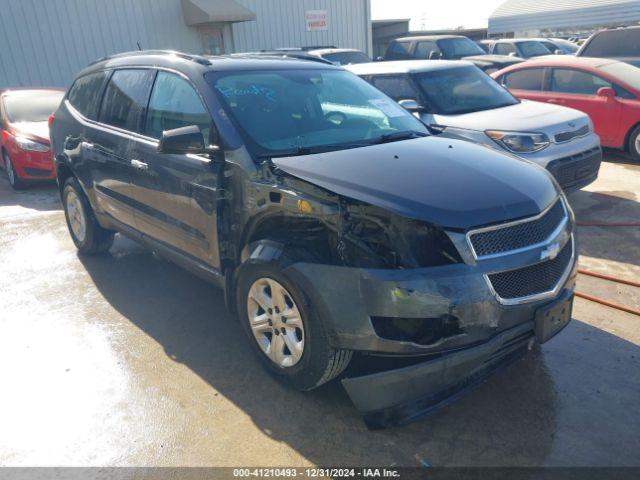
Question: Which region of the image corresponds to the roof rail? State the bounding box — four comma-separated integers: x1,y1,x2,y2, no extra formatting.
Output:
89,50,212,66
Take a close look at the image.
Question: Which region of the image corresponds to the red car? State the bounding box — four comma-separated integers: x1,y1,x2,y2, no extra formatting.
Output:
0,88,64,189
492,57,640,160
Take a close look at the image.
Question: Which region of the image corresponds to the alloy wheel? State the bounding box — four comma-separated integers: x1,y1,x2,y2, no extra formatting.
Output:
65,190,87,243
246,277,305,368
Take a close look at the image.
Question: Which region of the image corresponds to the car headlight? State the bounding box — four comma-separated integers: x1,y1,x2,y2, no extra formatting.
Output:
485,130,550,153
15,136,49,152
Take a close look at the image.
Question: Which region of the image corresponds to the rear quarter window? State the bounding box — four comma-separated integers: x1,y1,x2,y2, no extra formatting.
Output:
67,71,110,119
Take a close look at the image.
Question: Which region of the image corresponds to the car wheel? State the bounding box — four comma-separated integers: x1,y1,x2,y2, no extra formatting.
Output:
237,262,352,391
628,125,640,161
3,151,25,190
62,177,114,254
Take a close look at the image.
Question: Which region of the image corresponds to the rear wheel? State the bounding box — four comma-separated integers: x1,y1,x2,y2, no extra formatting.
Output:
628,125,640,161
237,262,352,391
3,151,25,190
62,177,114,254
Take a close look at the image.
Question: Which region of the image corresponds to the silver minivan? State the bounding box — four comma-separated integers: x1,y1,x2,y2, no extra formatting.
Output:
348,60,602,190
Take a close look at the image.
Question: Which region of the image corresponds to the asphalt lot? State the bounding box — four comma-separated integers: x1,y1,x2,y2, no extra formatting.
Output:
0,153,639,467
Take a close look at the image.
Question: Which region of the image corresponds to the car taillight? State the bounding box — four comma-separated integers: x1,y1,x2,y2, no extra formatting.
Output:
48,114,54,128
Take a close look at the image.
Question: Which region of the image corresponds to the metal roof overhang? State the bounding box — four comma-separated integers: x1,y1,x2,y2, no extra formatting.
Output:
181,0,256,25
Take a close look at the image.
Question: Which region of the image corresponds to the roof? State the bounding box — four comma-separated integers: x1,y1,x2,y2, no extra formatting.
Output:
346,60,473,75
81,51,338,78
489,0,640,33
395,35,463,42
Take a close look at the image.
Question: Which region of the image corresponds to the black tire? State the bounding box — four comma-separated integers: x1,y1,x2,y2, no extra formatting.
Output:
236,261,352,391
62,177,114,254
627,125,640,161
3,151,26,190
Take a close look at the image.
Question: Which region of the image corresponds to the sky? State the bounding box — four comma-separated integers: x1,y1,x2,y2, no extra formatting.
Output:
371,0,507,30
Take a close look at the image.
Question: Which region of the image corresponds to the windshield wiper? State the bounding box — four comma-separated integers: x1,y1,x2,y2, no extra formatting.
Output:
371,131,428,145
255,142,370,160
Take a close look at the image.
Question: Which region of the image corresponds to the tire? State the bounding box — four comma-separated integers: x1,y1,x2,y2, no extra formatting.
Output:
627,125,640,161
62,177,114,254
236,261,352,391
3,151,25,190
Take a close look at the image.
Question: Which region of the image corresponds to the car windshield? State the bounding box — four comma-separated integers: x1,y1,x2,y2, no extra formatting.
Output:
437,38,485,59
517,41,551,57
414,65,518,115
321,51,371,65
553,39,579,53
3,91,63,123
599,62,640,91
206,69,427,157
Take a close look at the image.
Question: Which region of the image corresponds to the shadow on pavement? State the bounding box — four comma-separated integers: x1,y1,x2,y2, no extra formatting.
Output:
76,236,640,466
0,176,60,212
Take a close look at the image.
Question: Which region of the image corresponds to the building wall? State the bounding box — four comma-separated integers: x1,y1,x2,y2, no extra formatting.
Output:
489,0,640,35
0,0,202,88
230,0,371,54
0,0,371,89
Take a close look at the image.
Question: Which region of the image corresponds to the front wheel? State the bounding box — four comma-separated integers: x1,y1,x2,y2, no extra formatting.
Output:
236,263,352,391
628,125,640,161
3,151,25,190
62,177,114,254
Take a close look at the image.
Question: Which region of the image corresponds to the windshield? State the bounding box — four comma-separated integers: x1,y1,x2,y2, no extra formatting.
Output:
599,62,640,91
517,41,551,57
322,51,371,65
553,39,579,53
3,91,63,123
414,65,518,115
207,69,427,157
437,38,485,59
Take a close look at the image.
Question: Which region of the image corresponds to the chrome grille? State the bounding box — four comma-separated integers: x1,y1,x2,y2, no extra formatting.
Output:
555,125,589,143
469,199,566,258
487,237,573,302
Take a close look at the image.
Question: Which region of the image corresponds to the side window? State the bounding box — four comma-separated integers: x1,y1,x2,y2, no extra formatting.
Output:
99,69,155,132
504,68,545,91
370,75,419,102
386,41,412,60
495,43,517,56
550,69,610,95
67,71,110,119
414,41,438,59
145,72,212,140
614,84,635,99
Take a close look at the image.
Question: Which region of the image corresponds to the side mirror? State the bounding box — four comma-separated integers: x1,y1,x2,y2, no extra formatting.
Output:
597,87,616,100
398,99,424,112
508,52,517,57
157,125,219,155
375,56,384,62
554,49,564,55
428,50,441,60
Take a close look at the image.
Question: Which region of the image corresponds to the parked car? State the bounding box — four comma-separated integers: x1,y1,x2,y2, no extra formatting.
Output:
0,88,64,189
349,60,601,190
383,35,523,74
493,56,640,160
51,51,577,429
578,26,640,67
483,39,552,59
532,38,579,55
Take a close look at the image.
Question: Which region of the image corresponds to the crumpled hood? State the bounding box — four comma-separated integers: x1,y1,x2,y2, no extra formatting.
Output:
10,121,50,144
433,99,590,135
273,136,558,230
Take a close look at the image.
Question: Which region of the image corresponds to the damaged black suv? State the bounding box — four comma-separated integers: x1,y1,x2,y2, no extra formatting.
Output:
51,51,577,429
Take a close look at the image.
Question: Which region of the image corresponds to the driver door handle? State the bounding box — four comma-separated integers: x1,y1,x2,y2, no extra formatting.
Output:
130,159,148,170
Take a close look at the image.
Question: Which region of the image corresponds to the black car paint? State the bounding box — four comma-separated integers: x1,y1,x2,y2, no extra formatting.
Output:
51,52,576,428
383,37,524,72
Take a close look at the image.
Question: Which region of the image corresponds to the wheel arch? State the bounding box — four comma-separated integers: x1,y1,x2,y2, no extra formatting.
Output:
623,121,640,153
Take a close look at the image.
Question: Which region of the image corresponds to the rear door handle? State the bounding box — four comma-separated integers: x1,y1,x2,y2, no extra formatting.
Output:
130,159,148,170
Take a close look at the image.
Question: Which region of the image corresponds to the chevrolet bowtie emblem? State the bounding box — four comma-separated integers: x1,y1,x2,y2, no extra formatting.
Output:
541,242,561,261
